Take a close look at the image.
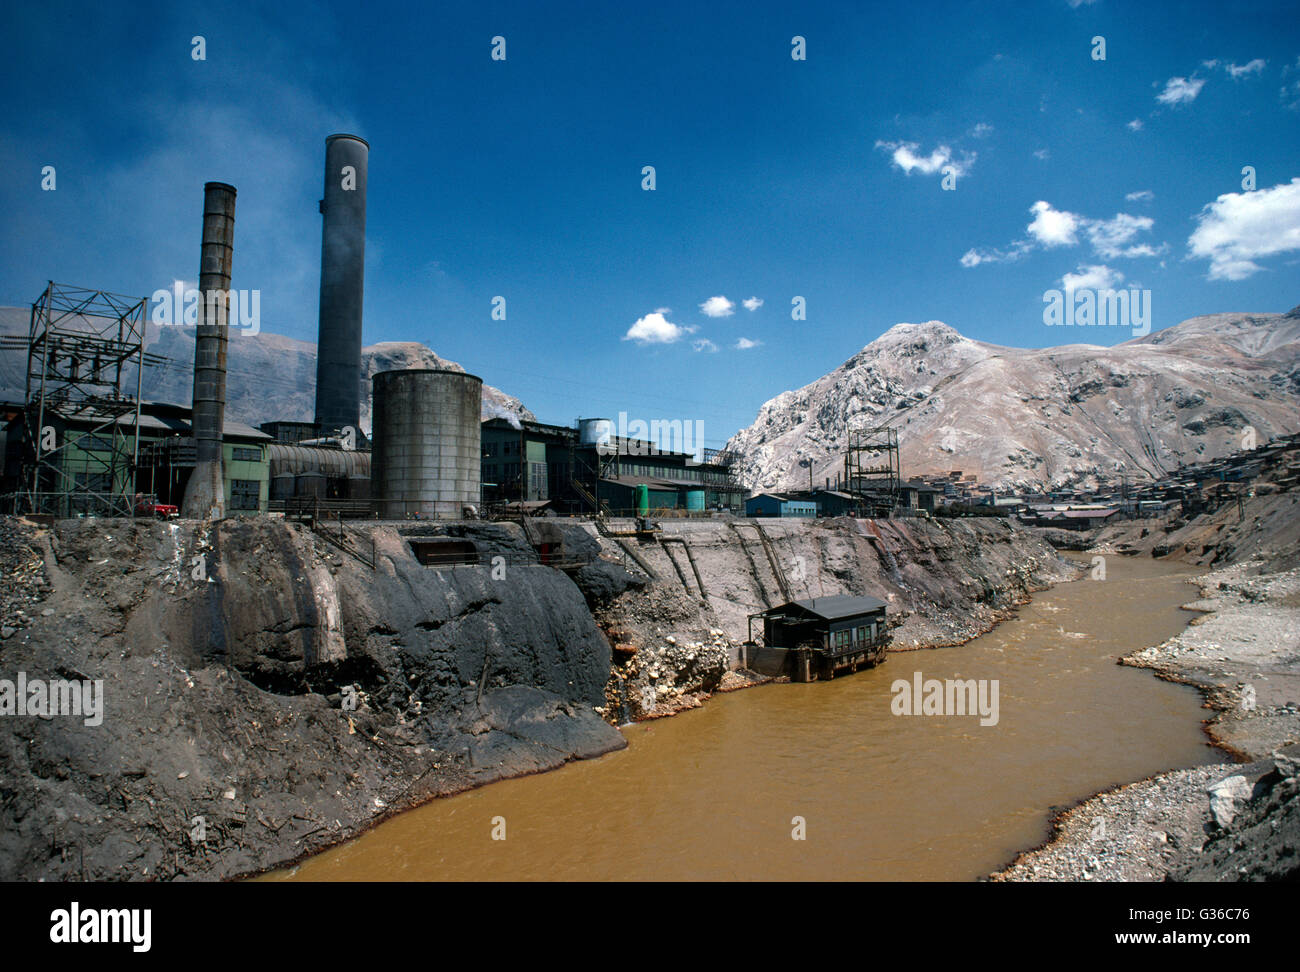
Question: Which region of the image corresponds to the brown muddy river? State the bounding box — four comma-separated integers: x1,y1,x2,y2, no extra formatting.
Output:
271,555,1217,881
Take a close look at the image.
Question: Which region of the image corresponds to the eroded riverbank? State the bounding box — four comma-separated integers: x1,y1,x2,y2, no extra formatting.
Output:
270,554,1215,881
996,493,1300,881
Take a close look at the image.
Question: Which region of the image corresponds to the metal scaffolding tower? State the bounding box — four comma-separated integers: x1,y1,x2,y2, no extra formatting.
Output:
18,281,148,517
843,425,900,515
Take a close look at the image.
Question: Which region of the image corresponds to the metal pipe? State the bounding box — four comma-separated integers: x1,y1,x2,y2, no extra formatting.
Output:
181,181,236,519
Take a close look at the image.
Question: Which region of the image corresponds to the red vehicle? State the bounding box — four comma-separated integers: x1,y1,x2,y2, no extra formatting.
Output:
135,498,179,519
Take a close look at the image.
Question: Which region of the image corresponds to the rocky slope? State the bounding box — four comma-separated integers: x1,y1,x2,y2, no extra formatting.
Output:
0,307,533,433
726,306,1300,492
582,515,1077,721
0,516,620,881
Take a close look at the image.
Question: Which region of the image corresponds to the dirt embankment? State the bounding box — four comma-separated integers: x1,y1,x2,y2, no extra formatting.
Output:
0,516,624,881
996,492,1300,881
585,515,1077,720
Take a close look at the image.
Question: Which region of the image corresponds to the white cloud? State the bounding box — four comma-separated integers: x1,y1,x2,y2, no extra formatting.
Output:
692,338,719,353
1126,118,1144,132
1125,190,1154,202
970,122,994,139
699,295,735,317
1156,76,1206,106
960,240,1032,267
875,140,974,177
1061,265,1124,292
1187,177,1300,280
742,296,763,311
1027,200,1080,247
1282,75,1300,111
962,201,1164,269
734,337,763,350
1068,0,1098,6
1033,148,1051,160
1226,59,1266,79
623,311,696,345
1086,212,1162,259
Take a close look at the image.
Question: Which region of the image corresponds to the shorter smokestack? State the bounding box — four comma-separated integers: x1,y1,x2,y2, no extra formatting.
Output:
181,181,237,519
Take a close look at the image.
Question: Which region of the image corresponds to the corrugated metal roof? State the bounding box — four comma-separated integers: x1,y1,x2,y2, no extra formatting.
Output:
33,404,272,441
776,594,887,619
268,444,371,477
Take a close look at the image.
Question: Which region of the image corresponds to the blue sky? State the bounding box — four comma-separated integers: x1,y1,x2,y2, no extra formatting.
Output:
2,0,1297,447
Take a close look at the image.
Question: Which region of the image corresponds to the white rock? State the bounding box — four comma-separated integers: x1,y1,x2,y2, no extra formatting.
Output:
1206,775,1253,828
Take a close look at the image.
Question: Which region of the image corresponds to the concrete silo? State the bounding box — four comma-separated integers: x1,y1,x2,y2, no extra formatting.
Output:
371,369,482,518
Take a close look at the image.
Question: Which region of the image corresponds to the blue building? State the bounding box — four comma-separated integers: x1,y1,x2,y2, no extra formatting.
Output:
745,493,817,518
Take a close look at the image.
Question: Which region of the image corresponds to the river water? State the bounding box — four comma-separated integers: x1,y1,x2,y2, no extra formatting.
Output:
272,555,1217,881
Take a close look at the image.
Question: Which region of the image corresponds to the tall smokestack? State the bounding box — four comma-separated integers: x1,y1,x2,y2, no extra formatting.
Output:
182,181,237,520
314,133,368,436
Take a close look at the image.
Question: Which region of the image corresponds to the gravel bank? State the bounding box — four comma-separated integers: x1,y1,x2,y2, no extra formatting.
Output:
995,555,1300,881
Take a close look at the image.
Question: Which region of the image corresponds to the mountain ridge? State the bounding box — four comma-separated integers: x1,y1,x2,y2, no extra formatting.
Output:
725,307,1300,492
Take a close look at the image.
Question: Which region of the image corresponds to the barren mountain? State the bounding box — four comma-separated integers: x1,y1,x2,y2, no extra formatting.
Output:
726,307,1300,492
0,307,533,433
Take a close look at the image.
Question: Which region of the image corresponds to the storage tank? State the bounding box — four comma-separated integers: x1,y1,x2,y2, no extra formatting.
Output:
295,471,325,499
371,369,482,518
635,483,649,516
346,474,370,500
686,489,706,511
578,417,613,452
270,473,295,501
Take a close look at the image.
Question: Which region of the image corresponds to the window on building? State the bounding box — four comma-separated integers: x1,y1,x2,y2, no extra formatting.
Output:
230,479,260,510
528,462,548,500
231,446,261,462
835,629,850,650
856,625,868,643
483,442,499,458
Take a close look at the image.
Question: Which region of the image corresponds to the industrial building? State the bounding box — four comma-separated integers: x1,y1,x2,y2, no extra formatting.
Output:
744,493,817,518
2,399,272,516
481,416,747,515
899,481,944,513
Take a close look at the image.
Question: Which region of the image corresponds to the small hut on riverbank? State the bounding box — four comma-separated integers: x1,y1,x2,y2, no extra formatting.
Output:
746,594,889,681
